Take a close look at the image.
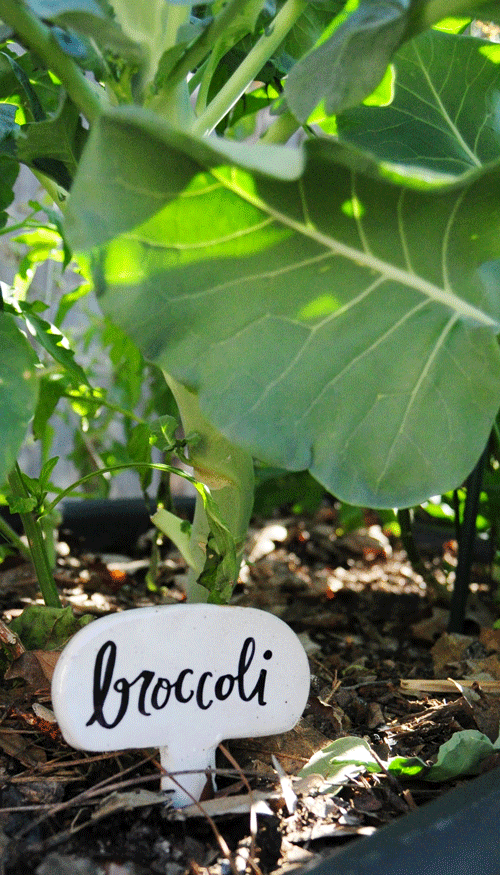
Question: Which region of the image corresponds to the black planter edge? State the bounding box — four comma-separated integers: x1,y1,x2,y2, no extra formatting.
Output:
300,765,500,875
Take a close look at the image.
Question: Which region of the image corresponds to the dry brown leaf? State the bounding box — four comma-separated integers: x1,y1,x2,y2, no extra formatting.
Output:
5,649,61,690
430,632,475,677
0,727,46,766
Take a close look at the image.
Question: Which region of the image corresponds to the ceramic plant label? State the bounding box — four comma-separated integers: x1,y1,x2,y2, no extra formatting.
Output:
51,604,310,806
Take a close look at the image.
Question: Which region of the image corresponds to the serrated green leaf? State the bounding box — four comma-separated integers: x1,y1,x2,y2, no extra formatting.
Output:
17,94,86,184
5,494,37,513
10,604,93,651
0,313,38,484
65,109,500,508
149,414,180,450
17,304,89,387
335,29,500,181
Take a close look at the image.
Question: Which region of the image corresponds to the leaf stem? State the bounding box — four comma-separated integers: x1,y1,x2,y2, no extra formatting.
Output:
191,0,308,136
0,0,102,125
260,109,300,144
8,464,61,608
168,0,260,89
0,513,31,562
43,461,199,517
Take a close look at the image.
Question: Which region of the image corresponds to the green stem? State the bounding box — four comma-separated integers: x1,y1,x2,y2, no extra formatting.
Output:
260,109,301,144
165,376,254,602
191,0,308,136
43,461,198,516
0,513,31,562
8,464,61,608
168,0,260,89
0,0,102,124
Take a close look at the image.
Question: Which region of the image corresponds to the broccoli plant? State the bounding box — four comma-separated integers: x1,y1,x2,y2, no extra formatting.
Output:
1,0,500,603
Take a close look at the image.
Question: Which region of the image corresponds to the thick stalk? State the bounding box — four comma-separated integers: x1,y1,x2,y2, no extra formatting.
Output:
8,465,61,608
191,0,308,136
260,109,301,144
0,0,102,125
165,375,254,602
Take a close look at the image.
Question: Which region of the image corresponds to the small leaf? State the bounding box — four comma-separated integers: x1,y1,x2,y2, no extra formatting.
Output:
10,605,93,651
152,507,198,570
16,303,89,387
0,313,38,485
149,414,180,450
298,736,380,790
127,422,152,491
425,730,496,782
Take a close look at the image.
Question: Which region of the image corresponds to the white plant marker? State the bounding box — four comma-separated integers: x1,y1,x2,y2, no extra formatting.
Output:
52,604,310,807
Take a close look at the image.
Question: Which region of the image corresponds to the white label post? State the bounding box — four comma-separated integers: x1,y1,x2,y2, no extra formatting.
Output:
52,604,310,807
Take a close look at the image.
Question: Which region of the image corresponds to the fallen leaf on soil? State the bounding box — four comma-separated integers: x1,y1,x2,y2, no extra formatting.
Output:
5,649,60,690
231,718,332,774
0,726,46,766
431,632,475,677
410,608,449,642
479,627,500,652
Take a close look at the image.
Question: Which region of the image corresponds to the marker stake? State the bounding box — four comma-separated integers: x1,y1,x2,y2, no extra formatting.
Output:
52,604,310,807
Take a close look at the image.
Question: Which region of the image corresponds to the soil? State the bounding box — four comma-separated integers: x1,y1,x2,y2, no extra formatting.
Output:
0,503,499,875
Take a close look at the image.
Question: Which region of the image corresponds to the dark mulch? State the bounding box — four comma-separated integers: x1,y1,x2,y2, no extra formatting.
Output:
0,505,498,875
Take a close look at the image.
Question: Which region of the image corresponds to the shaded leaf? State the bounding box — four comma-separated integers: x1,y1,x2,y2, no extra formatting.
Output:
0,312,38,485
284,0,500,120
66,109,500,508
17,95,86,184
5,649,60,690
426,729,499,781
335,29,500,181
10,605,93,651
15,302,89,387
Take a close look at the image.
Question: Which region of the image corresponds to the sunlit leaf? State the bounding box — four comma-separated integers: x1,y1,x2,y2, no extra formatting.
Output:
0,313,38,485
65,107,500,509
334,29,500,181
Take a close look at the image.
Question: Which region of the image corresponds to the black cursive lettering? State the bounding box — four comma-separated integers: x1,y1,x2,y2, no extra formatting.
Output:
86,638,273,728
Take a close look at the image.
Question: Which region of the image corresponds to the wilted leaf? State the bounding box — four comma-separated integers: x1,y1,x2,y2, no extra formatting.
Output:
426,729,499,781
298,736,380,790
5,649,60,690
10,605,93,651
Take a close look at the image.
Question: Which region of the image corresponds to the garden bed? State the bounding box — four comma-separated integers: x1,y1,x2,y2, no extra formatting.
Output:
0,503,499,874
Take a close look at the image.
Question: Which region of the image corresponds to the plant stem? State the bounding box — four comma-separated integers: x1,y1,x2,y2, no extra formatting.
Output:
43,461,198,516
0,0,102,125
260,109,301,144
191,0,308,136
0,513,31,562
165,376,254,602
168,0,260,89
8,465,61,608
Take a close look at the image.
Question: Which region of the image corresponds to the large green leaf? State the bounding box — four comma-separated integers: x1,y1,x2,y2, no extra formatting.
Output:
65,108,500,508
284,0,500,120
334,29,500,181
0,313,38,483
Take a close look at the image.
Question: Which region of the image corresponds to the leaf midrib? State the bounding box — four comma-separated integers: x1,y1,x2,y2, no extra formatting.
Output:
209,168,499,330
